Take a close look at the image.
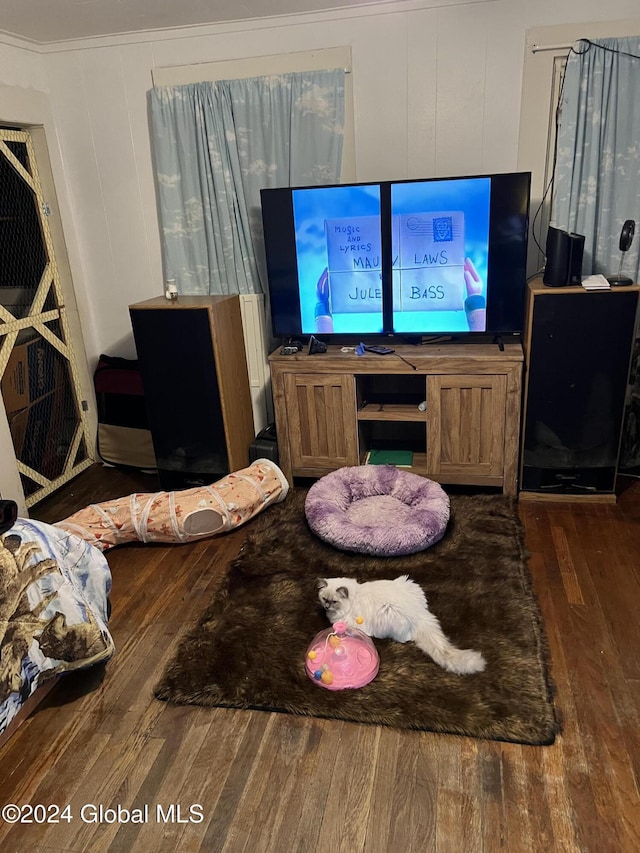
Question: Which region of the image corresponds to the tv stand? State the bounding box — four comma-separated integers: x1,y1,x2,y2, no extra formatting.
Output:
269,342,523,495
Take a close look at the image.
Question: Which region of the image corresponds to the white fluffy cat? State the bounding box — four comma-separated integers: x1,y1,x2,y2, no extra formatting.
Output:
317,575,485,675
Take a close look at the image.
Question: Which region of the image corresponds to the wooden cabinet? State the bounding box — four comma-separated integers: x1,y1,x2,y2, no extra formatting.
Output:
270,343,523,495
426,373,509,485
283,373,359,472
129,295,255,490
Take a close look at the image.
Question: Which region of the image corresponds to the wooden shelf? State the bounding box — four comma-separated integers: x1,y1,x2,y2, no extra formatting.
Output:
357,403,427,422
359,451,429,474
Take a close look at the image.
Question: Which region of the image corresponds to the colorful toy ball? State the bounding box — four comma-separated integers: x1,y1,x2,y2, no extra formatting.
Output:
304,621,379,691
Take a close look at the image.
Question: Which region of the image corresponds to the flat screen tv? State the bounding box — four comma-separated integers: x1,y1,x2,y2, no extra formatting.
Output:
260,171,531,342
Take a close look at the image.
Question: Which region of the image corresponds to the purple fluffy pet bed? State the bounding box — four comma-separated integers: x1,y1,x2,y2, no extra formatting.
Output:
304,465,450,556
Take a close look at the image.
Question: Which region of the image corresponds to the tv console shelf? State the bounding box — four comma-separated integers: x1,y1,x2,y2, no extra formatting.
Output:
269,342,524,495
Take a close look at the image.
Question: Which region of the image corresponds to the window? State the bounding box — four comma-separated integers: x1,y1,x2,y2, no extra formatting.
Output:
151,46,355,182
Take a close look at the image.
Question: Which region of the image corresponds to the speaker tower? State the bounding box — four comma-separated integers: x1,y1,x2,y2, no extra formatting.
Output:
543,226,585,287
520,278,639,497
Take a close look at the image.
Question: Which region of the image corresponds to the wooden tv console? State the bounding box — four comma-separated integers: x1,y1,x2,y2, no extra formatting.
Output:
269,342,523,495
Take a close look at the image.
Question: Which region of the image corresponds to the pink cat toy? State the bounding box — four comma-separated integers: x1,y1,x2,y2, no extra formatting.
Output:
305,621,379,690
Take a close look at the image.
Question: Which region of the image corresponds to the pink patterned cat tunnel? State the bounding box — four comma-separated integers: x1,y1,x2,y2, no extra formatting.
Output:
54,458,289,552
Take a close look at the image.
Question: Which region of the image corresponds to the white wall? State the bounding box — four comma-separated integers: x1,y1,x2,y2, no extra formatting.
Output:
1,0,639,370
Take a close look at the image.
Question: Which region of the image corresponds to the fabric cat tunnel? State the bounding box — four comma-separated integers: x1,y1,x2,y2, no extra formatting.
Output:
54,458,289,552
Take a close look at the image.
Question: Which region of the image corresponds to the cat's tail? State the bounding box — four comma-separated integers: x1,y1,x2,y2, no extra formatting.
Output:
413,612,486,675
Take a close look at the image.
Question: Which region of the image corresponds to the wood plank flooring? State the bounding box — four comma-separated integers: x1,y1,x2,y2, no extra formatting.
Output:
1,465,639,852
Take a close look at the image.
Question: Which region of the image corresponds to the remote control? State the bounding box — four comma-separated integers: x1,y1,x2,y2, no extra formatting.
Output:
364,345,395,355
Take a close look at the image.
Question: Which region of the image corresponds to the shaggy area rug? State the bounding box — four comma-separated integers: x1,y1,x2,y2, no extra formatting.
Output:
155,489,559,745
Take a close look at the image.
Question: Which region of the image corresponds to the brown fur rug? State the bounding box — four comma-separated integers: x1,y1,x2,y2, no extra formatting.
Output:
155,489,558,744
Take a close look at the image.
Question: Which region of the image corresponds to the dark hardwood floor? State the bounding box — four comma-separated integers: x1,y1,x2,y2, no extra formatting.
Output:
1,464,640,852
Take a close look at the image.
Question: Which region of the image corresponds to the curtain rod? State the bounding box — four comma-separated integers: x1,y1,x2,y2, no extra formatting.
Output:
530,42,573,54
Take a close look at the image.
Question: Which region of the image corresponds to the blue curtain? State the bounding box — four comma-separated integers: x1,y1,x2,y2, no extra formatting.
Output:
553,37,640,281
150,70,345,295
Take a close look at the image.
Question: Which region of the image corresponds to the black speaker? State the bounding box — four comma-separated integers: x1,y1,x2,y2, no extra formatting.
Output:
543,226,585,286
521,283,639,494
129,296,255,491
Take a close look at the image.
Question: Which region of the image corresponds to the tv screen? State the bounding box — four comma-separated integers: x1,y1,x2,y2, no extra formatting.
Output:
260,171,530,341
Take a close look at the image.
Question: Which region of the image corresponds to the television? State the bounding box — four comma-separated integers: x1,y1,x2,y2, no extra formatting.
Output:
260,171,531,343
